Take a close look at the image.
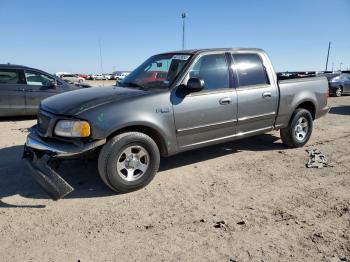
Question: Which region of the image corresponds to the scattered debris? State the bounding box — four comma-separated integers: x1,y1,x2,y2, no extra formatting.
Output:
306,149,330,168
236,220,246,225
144,225,154,230
273,209,295,222
214,220,227,230
199,218,206,223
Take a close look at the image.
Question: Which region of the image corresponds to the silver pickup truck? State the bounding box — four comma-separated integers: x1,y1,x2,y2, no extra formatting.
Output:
23,48,330,199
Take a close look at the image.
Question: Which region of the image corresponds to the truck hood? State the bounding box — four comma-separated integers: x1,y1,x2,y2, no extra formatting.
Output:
41,86,148,115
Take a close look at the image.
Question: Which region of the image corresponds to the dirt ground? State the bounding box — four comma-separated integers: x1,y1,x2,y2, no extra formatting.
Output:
0,94,349,262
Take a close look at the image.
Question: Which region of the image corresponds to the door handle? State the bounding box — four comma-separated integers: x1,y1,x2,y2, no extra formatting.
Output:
262,92,272,98
219,97,232,105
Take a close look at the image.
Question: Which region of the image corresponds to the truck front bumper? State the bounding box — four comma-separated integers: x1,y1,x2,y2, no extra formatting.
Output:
23,128,106,200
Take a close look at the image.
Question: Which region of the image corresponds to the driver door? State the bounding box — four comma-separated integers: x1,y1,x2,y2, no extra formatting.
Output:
172,53,237,149
24,70,61,115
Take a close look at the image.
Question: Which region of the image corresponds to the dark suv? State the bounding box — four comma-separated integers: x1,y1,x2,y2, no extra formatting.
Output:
0,64,85,116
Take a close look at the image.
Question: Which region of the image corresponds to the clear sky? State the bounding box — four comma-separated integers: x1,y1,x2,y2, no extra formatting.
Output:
1,0,349,74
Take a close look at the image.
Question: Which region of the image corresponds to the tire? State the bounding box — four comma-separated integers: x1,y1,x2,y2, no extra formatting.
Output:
78,79,83,84
98,132,160,193
280,108,313,148
335,86,343,97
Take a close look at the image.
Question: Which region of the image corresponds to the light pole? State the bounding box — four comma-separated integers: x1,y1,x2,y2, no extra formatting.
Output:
340,62,343,71
181,12,187,50
98,38,104,86
325,41,331,71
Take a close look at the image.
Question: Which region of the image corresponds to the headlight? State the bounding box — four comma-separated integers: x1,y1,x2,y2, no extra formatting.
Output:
54,120,90,138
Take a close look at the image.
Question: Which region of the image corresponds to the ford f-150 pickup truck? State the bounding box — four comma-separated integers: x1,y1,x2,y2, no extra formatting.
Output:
23,48,330,200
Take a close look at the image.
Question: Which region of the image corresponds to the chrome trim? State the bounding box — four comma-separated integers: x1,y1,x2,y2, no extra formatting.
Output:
180,126,273,148
177,119,237,134
26,133,106,158
238,112,276,122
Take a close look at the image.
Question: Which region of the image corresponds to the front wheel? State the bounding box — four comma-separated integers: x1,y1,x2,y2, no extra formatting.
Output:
98,132,160,193
280,108,313,148
335,86,343,97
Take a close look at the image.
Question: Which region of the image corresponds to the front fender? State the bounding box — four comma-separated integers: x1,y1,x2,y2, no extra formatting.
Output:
78,92,178,155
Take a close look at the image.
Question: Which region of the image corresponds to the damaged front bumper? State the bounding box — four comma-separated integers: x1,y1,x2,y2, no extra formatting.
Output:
23,128,106,200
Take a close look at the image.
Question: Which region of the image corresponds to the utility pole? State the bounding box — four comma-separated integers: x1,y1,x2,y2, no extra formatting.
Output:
181,12,187,50
325,41,331,71
340,62,343,71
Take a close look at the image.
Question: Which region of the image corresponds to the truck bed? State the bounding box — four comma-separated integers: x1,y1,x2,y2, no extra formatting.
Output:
274,76,329,128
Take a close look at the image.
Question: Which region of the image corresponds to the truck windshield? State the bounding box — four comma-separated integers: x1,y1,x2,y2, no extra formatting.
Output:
120,54,191,90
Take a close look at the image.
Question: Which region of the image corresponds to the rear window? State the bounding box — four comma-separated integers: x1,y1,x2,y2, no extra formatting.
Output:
0,69,23,84
232,53,269,87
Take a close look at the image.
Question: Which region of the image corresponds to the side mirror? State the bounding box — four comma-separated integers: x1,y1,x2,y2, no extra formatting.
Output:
47,80,57,89
187,78,204,92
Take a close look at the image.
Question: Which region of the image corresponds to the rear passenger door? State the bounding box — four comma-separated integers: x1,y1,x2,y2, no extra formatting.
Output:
0,68,27,116
231,53,278,134
24,70,61,115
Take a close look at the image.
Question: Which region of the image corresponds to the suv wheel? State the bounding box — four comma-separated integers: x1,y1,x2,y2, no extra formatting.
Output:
280,108,313,148
98,132,160,193
335,86,343,97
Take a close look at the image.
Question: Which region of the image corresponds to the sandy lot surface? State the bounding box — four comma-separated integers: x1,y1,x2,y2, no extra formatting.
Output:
0,95,349,262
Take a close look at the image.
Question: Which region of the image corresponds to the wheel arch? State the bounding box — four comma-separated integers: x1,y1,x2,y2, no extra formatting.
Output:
295,101,316,120
106,124,169,157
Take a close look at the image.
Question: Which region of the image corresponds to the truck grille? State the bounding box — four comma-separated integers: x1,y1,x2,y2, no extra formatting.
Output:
37,112,51,135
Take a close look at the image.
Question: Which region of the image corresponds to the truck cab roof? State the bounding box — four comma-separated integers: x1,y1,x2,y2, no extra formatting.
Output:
158,48,265,55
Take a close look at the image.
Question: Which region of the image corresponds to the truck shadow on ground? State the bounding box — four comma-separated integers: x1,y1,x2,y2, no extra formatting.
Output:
329,105,350,116
0,133,284,207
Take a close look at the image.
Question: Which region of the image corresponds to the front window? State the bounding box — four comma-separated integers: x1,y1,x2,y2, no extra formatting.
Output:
120,54,191,90
188,53,229,91
25,70,55,86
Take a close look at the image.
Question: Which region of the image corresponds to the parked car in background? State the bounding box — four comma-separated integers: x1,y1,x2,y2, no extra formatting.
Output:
0,64,88,116
60,73,85,84
94,74,105,80
118,72,129,80
112,71,130,80
23,48,329,199
104,74,112,80
133,70,167,84
111,71,121,80
328,73,350,96
87,74,96,80
78,74,89,80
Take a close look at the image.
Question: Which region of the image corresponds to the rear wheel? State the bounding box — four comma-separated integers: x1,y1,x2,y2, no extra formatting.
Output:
335,86,343,97
98,132,160,193
280,108,313,148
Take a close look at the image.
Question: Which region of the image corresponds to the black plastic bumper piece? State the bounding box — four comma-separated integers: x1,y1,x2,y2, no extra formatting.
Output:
23,147,74,200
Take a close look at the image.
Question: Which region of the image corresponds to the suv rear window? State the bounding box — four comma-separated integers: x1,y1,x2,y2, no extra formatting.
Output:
0,69,23,84
232,54,269,87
